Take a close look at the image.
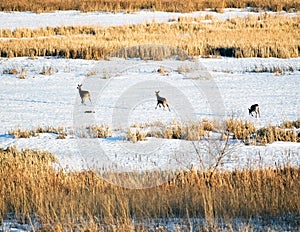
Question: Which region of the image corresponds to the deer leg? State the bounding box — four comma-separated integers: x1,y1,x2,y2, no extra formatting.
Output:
155,102,160,109
166,103,171,112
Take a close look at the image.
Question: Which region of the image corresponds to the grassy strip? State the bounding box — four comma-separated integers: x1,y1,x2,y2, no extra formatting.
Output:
128,118,300,144
226,118,300,145
0,14,299,59
7,118,300,143
0,0,299,13
8,125,111,139
0,146,299,230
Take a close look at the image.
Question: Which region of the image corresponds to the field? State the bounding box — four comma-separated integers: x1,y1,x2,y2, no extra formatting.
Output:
0,5,300,232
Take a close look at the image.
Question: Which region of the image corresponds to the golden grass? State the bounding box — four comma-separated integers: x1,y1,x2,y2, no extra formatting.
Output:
142,120,214,141
0,14,299,59
281,118,300,129
86,124,112,138
0,146,300,230
9,126,67,139
226,118,256,140
0,0,299,13
226,118,300,145
257,126,300,144
126,128,146,142
8,125,111,139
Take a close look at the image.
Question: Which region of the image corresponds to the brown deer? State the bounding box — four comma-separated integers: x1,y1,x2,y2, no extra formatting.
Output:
248,104,260,118
77,84,92,105
155,91,170,111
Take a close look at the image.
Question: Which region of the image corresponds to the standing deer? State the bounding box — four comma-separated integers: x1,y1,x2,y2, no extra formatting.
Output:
155,91,170,111
77,84,92,105
248,104,260,118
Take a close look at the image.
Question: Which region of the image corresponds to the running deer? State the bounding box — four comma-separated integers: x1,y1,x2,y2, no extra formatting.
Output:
155,91,170,111
77,84,92,105
248,104,260,118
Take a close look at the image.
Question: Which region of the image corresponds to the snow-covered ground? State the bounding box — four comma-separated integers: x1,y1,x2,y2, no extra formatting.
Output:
0,9,299,181
0,56,299,177
0,8,299,30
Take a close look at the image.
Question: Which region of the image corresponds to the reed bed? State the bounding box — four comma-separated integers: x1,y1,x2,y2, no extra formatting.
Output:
127,118,300,144
0,146,300,230
0,14,299,59
0,0,299,13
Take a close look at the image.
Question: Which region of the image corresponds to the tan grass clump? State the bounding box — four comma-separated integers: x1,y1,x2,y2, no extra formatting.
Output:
226,119,256,141
87,124,111,138
8,128,36,138
18,68,27,79
127,128,147,142
151,120,214,140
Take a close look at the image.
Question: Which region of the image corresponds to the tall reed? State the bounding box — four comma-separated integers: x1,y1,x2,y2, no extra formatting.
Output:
1,0,299,13
1,14,299,59
1,146,299,230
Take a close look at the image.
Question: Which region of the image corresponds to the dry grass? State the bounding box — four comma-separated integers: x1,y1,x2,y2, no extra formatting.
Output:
0,146,300,230
0,14,299,59
257,126,300,144
9,126,67,139
281,119,300,129
226,118,256,140
8,125,112,139
128,118,300,144
226,118,300,145
127,128,146,142
86,124,112,138
0,0,299,13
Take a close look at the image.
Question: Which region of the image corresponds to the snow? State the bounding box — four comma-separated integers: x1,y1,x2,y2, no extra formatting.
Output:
0,8,299,30
0,56,299,176
0,9,299,178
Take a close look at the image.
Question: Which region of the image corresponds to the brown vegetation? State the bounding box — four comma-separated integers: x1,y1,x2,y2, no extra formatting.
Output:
226,118,300,145
9,126,67,139
0,14,299,59
0,146,300,230
0,0,299,13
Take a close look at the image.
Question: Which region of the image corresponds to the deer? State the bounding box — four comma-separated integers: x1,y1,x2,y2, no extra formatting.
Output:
155,91,170,111
248,104,260,118
77,84,92,105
